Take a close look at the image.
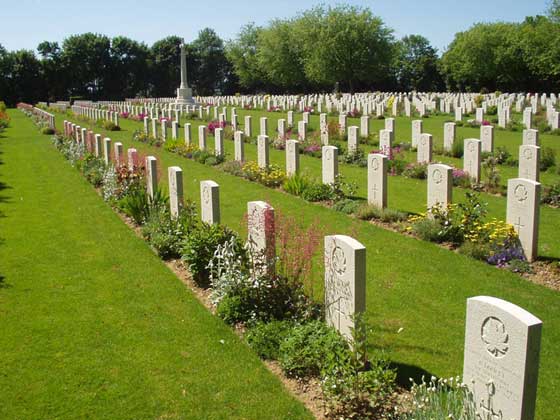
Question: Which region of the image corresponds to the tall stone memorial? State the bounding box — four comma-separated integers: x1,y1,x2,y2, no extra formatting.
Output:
463,296,542,420
324,235,366,342
175,43,195,105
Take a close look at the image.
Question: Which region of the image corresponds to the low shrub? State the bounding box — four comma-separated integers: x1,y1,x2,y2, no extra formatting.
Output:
142,201,197,260
118,186,167,225
403,162,428,179
41,127,55,135
332,198,360,214
246,320,293,360
101,120,120,131
282,173,312,196
450,139,464,158
279,320,349,378
80,154,106,187
355,204,407,223
540,147,556,171
182,223,242,286
541,183,560,206
241,161,286,187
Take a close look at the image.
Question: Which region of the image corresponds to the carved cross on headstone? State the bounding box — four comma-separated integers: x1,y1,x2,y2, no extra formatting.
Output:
480,381,503,420
514,216,525,234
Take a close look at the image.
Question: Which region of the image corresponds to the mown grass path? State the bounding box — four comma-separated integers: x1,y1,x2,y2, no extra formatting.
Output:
0,110,313,419
60,111,560,420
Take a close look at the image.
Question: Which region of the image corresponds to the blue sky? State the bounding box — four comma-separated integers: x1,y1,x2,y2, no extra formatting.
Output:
0,0,550,54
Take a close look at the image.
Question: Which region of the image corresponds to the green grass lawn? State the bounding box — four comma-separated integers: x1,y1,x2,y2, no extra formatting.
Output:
60,110,560,420
0,110,313,420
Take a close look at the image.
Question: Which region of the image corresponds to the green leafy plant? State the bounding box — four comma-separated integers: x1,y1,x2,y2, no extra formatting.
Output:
182,224,241,286
398,376,478,420
142,201,196,260
356,204,407,223
246,320,293,360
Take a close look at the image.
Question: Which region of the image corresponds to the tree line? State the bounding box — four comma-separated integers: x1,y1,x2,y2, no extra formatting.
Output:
1,4,559,106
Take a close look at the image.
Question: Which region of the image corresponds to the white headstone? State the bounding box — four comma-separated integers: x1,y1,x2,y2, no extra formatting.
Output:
464,139,482,183
506,178,540,262
127,148,138,170
379,129,393,155
103,137,112,165
286,139,300,177
367,153,387,208
324,235,366,342
481,125,494,153
412,120,422,147
214,127,224,157
463,296,542,420
257,135,269,169
184,123,192,145
322,146,338,184
244,115,252,138
348,126,359,154
444,122,456,152
298,120,307,141
519,145,540,182
145,156,158,199
234,131,245,162
198,125,207,150
200,180,220,224
427,163,453,210
168,166,183,218
260,117,268,136
522,129,539,146
114,142,123,165
360,115,370,138
247,201,275,277
417,133,432,163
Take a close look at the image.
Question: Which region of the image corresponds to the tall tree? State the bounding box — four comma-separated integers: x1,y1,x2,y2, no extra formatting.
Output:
294,5,395,92
226,24,267,92
150,36,184,97
191,28,231,95
393,35,443,91
440,22,526,91
107,36,150,98
256,19,308,92
60,33,112,99
37,41,66,101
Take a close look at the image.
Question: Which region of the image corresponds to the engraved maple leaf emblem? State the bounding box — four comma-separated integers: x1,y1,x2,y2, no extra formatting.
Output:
481,317,509,358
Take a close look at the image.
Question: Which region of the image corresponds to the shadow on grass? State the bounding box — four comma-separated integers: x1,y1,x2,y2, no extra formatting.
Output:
539,255,560,264
390,361,437,389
